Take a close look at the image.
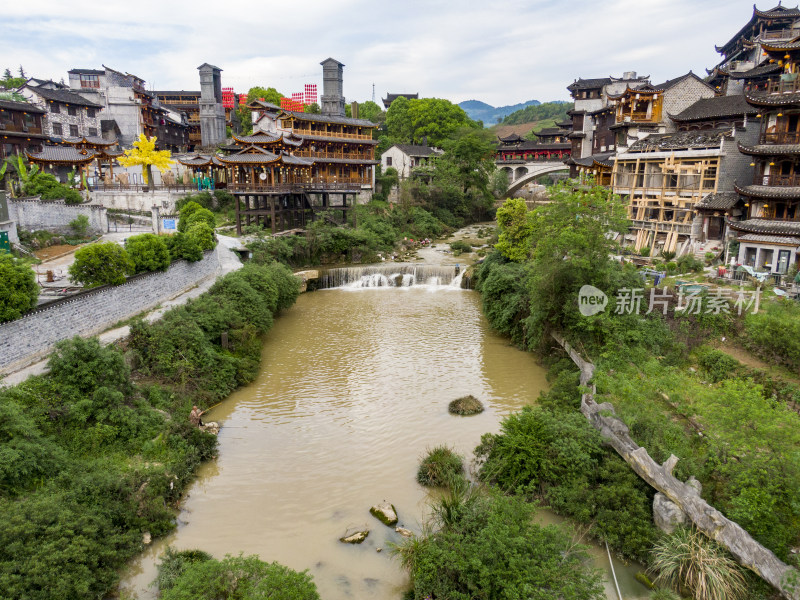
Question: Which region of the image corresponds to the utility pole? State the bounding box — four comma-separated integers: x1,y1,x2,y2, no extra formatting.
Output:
372,83,375,103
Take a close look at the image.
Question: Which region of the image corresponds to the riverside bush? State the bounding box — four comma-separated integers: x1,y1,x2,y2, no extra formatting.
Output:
396,493,604,600
158,554,320,600
165,231,204,262
417,446,464,487
743,299,800,371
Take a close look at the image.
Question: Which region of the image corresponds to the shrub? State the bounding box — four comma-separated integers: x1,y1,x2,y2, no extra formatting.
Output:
416,445,464,487
649,527,748,600
125,233,170,273
676,255,703,274
158,554,320,600
640,246,651,257
47,337,132,398
260,261,301,312
0,253,38,323
186,222,216,251
177,201,203,231
155,547,213,594
743,299,800,370
209,271,274,334
661,250,676,261
694,347,741,383
165,232,203,262
705,251,716,264
69,215,89,237
186,208,216,231
448,240,472,254
666,261,678,273
448,395,484,415
68,242,134,288
395,493,604,600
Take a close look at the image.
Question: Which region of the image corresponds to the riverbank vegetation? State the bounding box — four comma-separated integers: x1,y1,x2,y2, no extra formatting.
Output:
470,183,800,597
0,260,301,599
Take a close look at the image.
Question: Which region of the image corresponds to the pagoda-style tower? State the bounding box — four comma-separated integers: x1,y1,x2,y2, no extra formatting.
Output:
320,58,345,117
198,63,226,147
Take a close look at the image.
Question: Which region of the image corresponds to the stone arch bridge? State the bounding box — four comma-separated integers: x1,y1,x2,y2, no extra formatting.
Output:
496,160,569,195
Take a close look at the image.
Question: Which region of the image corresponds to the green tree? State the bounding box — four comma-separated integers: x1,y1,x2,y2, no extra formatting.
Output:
68,214,90,237
125,233,171,273
186,222,216,251
68,242,134,288
0,253,38,322
247,86,284,106
495,198,535,261
165,232,203,262
525,181,630,346
357,100,384,124
158,554,320,600
387,97,479,147
303,102,320,114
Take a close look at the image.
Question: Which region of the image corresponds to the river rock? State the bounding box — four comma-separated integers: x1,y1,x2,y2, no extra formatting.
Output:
340,529,369,544
653,492,689,533
142,531,152,545
395,526,413,538
200,421,220,435
369,502,398,526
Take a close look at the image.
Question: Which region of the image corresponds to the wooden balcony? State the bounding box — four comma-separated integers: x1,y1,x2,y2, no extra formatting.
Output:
227,178,370,193
294,129,372,141
761,131,800,144
758,77,800,95
294,150,374,160
760,28,798,40
753,173,800,186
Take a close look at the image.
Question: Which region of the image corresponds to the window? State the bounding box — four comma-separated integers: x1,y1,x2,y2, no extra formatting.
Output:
68,106,76,117
88,127,97,136
79,74,99,88
51,103,60,114
87,108,96,118
69,124,79,137
23,113,35,128
52,122,62,136
385,156,392,166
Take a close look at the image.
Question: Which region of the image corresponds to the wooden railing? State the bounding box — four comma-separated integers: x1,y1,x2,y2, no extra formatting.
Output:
753,173,800,186
92,183,198,192
294,130,372,140
631,219,693,234
227,179,370,192
294,150,374,160
753,77,800,95
761,28,798,40
761,131,800,144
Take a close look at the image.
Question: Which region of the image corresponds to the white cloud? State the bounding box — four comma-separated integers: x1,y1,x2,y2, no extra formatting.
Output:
0,0,763,106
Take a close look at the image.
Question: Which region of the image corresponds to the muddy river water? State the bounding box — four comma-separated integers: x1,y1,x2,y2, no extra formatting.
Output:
121,281,649,599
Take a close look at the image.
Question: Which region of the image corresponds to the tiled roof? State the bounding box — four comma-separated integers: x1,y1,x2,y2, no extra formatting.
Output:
68,68,105,75
233,132,282,144
670,95,757,122
760,39,800,51
730,218,800,235
567,77,612,91
280,110,377,127
155,90,201,97
217,151,279,165
101,119,119,133
178,155,225,167
279,154,313,166
62,135,116,146
745,90,800,107
534,127,570,136
729,62,782,80
26,145,97,163
696,191,740,210
737,233,800,245
393,144,441,157
27,85,102,108
738,142,800,156
627,129,731,152
0,99,45,113
572,151,615,168
734,183,800,199
383,93,418,108
498,133,524,143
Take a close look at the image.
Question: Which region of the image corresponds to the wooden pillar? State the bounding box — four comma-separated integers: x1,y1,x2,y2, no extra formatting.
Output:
270,197,276,234
236,193,241,235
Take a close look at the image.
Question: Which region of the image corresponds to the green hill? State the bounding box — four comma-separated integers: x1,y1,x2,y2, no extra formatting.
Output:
501,101,573,126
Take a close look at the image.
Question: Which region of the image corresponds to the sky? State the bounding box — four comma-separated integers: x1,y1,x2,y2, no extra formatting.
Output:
1,0,773,108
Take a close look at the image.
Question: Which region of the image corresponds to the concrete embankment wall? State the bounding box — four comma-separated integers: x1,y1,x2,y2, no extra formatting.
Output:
0,248,220,375
9,197,108,235
90,190,186,213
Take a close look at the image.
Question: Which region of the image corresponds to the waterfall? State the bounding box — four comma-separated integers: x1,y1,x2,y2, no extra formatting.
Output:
320,264,467,289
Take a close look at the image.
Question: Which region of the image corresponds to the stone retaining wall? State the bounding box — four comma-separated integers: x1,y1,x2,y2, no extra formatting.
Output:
9,197,108,234
0,248,220,375
91,190,186,213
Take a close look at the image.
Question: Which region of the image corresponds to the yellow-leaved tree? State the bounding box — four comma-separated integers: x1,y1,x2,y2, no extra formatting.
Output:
118,134,174,188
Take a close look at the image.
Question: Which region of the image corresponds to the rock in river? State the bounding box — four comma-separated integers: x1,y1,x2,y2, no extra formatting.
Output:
395,526,413,538
369,502,398,526
340,529,369,544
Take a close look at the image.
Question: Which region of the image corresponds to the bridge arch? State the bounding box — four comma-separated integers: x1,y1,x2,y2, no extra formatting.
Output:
506,163,569,195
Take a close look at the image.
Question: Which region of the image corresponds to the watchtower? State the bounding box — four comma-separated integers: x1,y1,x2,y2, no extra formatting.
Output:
198,63,226,147
320,58,345,117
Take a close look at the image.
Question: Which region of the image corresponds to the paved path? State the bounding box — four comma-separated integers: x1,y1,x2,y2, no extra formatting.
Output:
1,235,243,388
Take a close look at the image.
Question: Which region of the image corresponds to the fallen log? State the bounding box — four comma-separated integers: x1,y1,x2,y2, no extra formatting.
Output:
551,331,800,599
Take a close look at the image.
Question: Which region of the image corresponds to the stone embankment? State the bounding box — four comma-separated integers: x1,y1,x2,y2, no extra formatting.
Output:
0,248,220,376
552,331,800,600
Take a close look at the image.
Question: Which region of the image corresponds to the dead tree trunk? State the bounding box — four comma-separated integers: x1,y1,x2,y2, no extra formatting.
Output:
551,331,799,599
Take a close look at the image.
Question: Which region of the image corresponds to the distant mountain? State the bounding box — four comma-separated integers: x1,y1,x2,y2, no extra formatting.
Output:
459,99,541,125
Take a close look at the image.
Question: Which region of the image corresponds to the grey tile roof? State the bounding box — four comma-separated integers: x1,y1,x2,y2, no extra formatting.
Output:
627,129,731,152
26,145,97,163
567,77,612,91
535,127,570,136
737,233,800,245
730,218,800,235
573,152,615,168
233,133,282,144
393,144,441,157
728,62,782,80
745,90,800,107
62,135,116,146
696,191,740,210
27,85,102,108
0,99,45,113
281,110,377,127
738,142,800,155
735,183,800,199
670,95,757,122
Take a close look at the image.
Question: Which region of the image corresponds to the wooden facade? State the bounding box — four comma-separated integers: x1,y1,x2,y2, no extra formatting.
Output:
0,98,48,160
